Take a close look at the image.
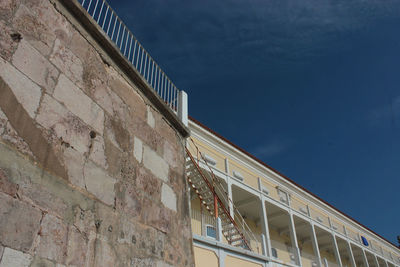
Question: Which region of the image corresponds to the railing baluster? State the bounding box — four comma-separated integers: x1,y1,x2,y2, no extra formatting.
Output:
115,20,122,44
119,26,125,50
97,1,105,23
111,14,117,40
102,6,109,29
132,40,137,64
77,0,183,114
92,0,100,19
124,31,129,56
127,35,133,61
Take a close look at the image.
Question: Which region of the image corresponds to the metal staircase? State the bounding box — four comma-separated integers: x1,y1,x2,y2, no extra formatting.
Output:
186,138,261,252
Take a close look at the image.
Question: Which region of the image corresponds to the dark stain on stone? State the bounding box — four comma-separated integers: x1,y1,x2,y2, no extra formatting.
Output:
89,130,96,139
95,219,101,229
110,118,130,151
10,33,22,42
0,77,68,180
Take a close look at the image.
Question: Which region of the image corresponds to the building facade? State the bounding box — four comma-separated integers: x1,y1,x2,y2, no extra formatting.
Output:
0,0,399,266
187,119,400,267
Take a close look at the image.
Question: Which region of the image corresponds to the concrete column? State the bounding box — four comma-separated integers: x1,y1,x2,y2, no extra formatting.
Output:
217,217,223,242
218,248,226,267
227,179,234,218
260,197,272,257
261,234,268,256
310,223,323,267
178,90,188,126
362,249,370,267
346,241,357,267
288,212,302,267
332,234,343,267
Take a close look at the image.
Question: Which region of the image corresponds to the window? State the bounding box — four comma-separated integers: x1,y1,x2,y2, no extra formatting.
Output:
233,170,244,181
206,225,216,239
277,188,289,204
271,248,278,258
203,154,216,166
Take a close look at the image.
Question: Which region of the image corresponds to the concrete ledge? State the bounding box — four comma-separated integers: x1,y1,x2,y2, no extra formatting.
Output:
193,235,300,267
55,0,190,138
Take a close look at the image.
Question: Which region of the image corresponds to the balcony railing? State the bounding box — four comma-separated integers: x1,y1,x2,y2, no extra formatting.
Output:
77,0,181,112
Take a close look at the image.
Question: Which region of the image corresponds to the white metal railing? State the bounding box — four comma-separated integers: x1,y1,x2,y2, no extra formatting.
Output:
77,0,181,112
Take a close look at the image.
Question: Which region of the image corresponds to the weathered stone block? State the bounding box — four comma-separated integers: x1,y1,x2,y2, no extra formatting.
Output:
84,161,116,206
53,74,104,134
0,168,18,197
65,226,88,267
0,21,19,61
0,58,41,118
134,136,143,163
93,238,117,267
107,66,146,120
0,0,19,23
2,121,34,158
0,192,42,252
142,198,171,234
136,167,161,199
121,183,142,219
12,4,55,56
0,247,32,267
89,135,108,170
50,39,83,87
143,145,169,182
36,214,68,263
12,40,59,94
36,94,91,154
157,261,175,267
147,106,155,128
161,183,177,212
0,245,4,262
30,256,56,267
63,147,85,189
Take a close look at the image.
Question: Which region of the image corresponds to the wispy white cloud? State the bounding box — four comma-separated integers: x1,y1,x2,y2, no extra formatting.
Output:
252,139,293,158
367,96,400,128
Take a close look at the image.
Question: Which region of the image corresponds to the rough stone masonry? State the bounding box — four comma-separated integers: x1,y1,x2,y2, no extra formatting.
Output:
0,0,194,266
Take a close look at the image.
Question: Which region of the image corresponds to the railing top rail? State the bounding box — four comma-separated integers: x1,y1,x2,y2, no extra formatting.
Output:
77,0,182,112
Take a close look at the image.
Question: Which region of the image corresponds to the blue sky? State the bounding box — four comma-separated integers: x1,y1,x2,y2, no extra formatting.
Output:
109,0,400,245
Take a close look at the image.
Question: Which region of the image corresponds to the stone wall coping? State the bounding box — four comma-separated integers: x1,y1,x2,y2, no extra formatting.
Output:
55,0,190,138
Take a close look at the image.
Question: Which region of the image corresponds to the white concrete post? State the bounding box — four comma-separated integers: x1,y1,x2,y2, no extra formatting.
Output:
288,212,302,267
260,197,272,257
217,217,223,242
323,258,329,267
261,234,268,256
227,179,234,218
362,249,370,267
178,90,188,126
310,223,323,267
332,234,343,267
224,158,229,174
346,241,357,267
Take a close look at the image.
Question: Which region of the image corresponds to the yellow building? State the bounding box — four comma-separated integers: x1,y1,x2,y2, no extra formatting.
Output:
186,118,400,267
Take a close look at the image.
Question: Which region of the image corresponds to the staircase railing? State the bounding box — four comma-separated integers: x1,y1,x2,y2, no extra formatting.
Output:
186,138,261,254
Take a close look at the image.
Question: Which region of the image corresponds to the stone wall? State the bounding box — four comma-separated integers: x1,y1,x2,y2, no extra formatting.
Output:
0,0,194,266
